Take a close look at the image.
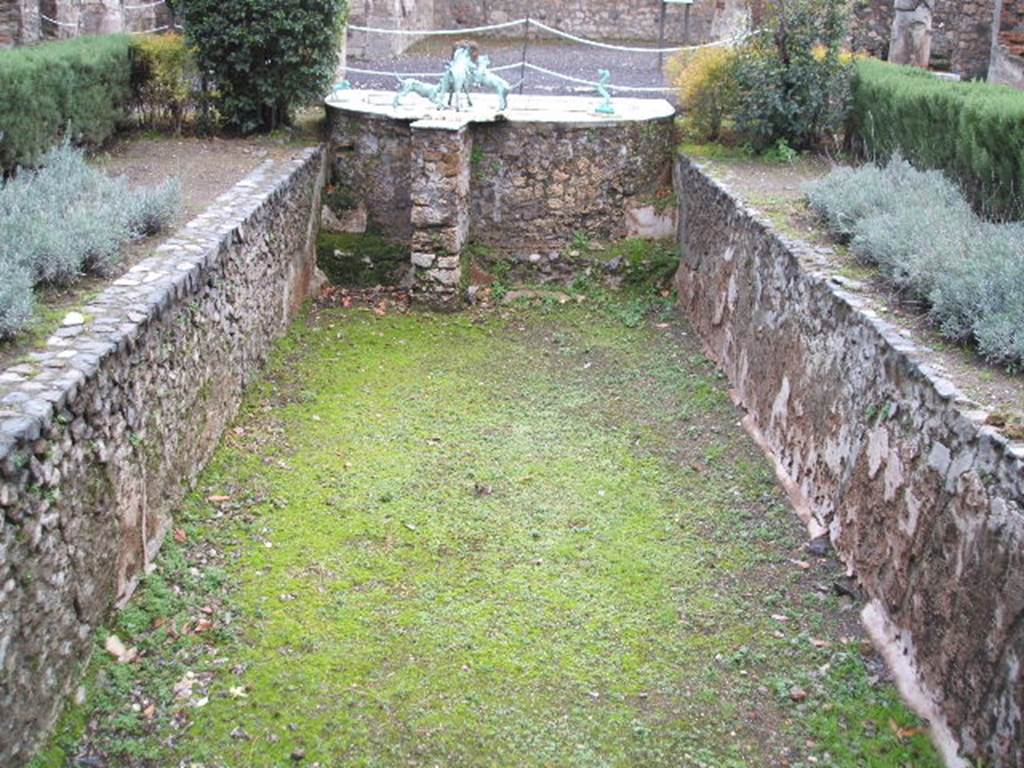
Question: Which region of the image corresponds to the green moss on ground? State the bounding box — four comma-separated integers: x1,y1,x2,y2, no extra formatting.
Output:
316,232,407,287
35,299,942,768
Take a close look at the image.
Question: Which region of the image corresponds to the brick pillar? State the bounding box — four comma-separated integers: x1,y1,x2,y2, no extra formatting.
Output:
409,120,472,310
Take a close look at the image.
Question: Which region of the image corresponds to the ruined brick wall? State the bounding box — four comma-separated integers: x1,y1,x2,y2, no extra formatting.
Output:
990,0,1024,87
673,155,1023,767
0,149,325,768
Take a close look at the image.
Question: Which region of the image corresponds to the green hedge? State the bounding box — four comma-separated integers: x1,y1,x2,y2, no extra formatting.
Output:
0,34,133,173
849,59,1024,220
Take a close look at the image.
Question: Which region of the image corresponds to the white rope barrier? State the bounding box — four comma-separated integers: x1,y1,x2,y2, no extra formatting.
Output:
529,19,691,54
123,0,166,10
521,62,675,93
348,18,527,36
131,25,170,35
40,14,77,28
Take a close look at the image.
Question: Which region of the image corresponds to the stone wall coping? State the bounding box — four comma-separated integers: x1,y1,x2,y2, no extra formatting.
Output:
0,147,323,500
328,89,676,126
679,153,1024,483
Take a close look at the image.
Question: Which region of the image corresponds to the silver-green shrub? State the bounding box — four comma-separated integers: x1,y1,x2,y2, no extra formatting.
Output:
0,262,34,339
0,143,181,338
805,158,1024,369
124,178,182,238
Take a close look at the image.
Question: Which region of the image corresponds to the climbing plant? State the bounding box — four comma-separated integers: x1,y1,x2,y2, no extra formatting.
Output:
180,0,347,133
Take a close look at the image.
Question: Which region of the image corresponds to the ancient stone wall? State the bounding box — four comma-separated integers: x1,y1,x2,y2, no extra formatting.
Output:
0,0,38,46
0,0,169,46
330,111,414,241
468,118,674,254
0,149,325,768
672,155,1023,767
435,0,737,44
347,0,436,59
327,106,675,294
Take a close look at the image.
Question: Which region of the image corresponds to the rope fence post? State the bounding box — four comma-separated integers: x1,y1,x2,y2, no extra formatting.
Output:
658,3,667,71
517,16,531,96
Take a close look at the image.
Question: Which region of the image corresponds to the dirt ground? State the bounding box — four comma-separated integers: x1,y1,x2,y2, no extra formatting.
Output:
94,134,312,223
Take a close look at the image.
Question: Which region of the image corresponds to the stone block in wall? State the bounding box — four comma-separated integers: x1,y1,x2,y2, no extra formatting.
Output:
0,148,325,768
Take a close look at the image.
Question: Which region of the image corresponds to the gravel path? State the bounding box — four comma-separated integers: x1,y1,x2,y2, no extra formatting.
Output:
347,36,679,100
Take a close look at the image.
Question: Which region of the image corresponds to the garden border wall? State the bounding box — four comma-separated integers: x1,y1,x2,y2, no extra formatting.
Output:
672,156,1023,768
0,147,326,767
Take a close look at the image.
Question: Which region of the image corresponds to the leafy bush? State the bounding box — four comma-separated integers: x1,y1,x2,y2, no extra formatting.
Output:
180,0,347,133
805,157,1024,368
733,0,852,151
668,47,739,142
0,35,133,173
131,33,197,132
848,58,1024,220
0,144,181,339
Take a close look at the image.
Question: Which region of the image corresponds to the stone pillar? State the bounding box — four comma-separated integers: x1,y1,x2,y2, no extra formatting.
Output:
889,0,933,67
408,120,471,310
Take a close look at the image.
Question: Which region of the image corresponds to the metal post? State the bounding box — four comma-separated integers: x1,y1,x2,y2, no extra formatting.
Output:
684,3,691,46
517,16,530,95
658,1,668,70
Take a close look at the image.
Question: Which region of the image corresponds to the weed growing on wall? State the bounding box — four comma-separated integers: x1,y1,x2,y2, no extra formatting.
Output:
806,156,1024,368
0,144,181,339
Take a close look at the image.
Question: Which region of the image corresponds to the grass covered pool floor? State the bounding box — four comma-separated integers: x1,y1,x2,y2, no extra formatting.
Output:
38,299,941,768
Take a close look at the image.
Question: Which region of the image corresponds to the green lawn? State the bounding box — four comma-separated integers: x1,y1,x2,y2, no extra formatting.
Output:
35,298,941,768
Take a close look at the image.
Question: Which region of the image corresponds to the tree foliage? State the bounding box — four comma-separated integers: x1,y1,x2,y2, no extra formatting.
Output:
733,0,851,151
181,0,347,133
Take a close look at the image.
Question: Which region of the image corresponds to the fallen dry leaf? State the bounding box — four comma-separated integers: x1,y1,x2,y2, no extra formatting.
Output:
173,528,188,544
889,719,927,740
207,495,232,504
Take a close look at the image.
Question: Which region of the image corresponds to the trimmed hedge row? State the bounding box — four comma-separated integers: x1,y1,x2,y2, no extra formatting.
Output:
849,59,1024,220
0,34,134,173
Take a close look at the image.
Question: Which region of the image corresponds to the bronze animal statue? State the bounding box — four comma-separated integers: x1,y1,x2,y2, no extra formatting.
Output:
436,43,477,111
473,55,511,111
393,76,440,107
